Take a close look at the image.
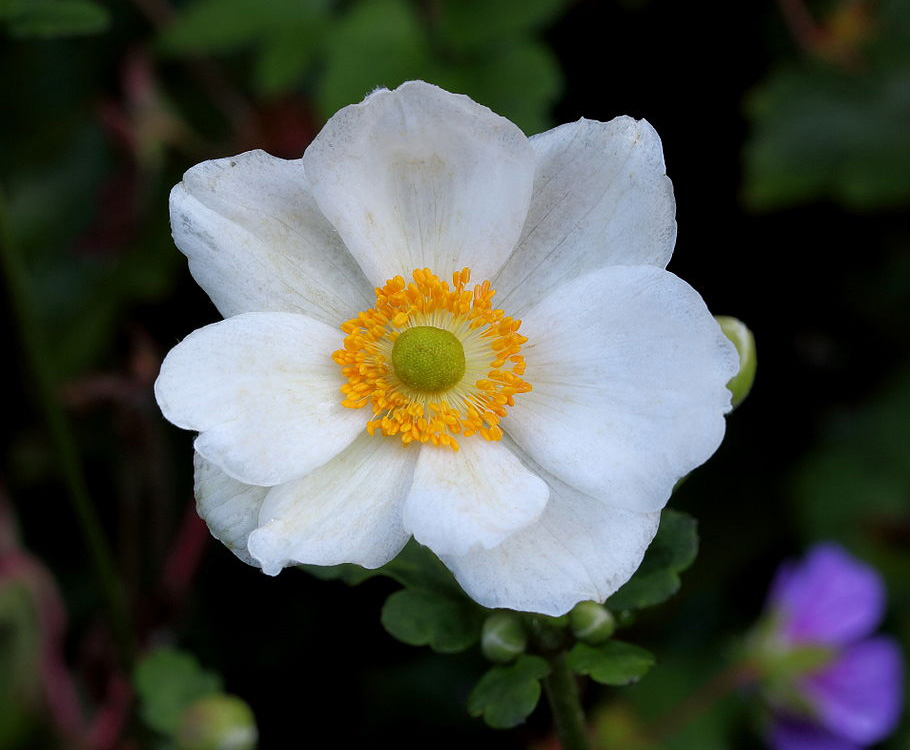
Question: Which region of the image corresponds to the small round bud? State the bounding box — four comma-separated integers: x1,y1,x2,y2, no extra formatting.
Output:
176,694,258,750
716,316,756,408
569,601,616,644
481,612,528,663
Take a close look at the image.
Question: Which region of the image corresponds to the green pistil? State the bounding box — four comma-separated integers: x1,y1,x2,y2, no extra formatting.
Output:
391,326,466,393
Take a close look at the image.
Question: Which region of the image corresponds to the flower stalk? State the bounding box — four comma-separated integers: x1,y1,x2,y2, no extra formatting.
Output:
543,650,590,750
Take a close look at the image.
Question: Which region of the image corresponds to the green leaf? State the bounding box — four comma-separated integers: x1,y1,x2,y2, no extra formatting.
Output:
467,654,550,729
743,61,910,210
317,0,434,119
254,24,325,95
567,641,655,686
2,0,110,37
381,588,484,653
301,539,464,594
159,0,328,55
298,561,382,586
436,0,569,52
607,510,698,610
133,648,223,736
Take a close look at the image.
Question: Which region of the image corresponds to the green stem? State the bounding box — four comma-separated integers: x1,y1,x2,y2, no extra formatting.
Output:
543,650,590,750
0,188,133,666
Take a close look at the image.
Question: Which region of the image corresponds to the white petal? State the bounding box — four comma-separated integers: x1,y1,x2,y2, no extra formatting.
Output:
442,461,660,616
247,434,416,575
506,266,738,512
194,452,268,567
155,312,364,487
403,438,548,557
304,81,535,285
494,117,676,314
171,149,372,324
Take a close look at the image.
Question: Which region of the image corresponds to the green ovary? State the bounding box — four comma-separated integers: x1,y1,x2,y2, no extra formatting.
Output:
391,326,466,393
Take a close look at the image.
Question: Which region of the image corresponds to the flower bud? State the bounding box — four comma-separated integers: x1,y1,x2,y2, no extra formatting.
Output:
715,316,756,408
569,601,616,644
176,694,258,750
481,612,528,663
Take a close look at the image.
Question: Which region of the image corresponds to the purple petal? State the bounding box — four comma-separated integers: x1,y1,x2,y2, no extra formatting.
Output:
803,636,904,744
767,544,885,645
769,717,859,750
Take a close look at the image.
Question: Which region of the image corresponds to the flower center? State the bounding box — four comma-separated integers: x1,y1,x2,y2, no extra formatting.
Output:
332,268,531,451
391,326,466,392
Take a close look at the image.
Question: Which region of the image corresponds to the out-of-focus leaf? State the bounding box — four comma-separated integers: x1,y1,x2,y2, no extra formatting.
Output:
2,0,110,37
794,370,910,593
607,510,698,610
254,24,325,95
159,0,327,54
436,0,568,52
567,641,655,686
744,63,910,210
381,588,484,653
744,0,910,212
467,654,550,729
441,40,561,135
159,0,328,93
317,0,434,119
133,648,223,736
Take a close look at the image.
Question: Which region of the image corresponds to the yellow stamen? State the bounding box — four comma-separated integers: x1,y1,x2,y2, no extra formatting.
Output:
332,268,531,450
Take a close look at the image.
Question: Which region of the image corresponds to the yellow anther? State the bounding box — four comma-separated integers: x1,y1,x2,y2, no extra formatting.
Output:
332,268,531,450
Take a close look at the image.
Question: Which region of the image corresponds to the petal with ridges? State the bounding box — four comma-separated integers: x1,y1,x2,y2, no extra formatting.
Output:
495,117,676,314
247,433,416,574
304,81,535,285
171,149,372,324
805,637,904,744
155,312,363,487
768,544,886,645
194,452,268,567
402,438,548,558
505,265,738,512
442,455,660,616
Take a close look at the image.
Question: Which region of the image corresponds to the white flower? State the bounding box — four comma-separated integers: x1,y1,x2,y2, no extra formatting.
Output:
155,81,739,616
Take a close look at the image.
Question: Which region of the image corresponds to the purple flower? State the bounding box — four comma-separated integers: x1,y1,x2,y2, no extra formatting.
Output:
759,543,903,750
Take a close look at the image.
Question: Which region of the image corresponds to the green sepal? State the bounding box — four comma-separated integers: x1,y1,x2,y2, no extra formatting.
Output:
133,648,223,736
467,654,551,729
607,509,698,610
381,588,484,654
567,641,655,686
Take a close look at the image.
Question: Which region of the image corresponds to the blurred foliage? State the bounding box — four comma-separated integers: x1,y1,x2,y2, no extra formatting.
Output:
0,0,110,38
794,369,910,593
744,0,910,210
134,647,223,736
0,582,41,748
158,0,565,134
